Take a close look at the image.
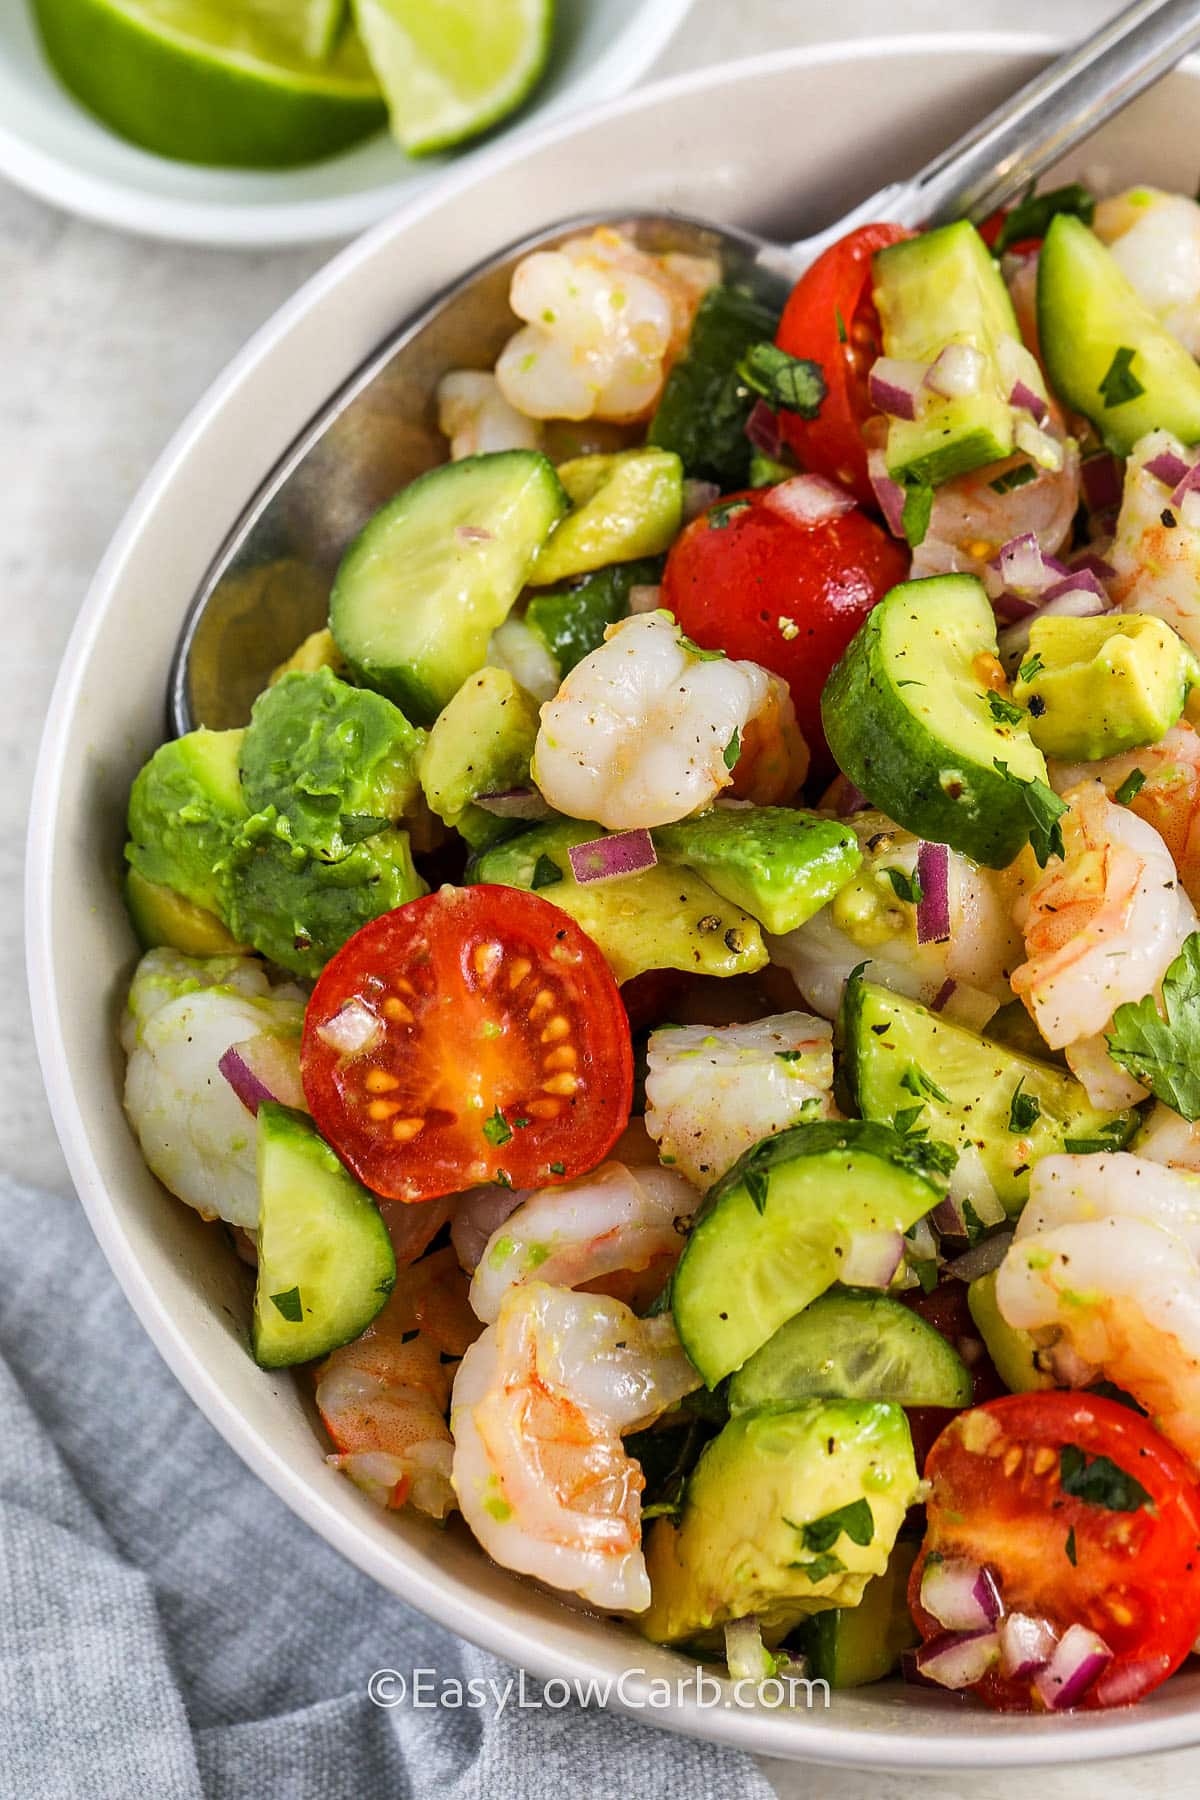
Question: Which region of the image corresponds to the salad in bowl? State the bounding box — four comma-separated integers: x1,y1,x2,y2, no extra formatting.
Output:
119,184,1200,1714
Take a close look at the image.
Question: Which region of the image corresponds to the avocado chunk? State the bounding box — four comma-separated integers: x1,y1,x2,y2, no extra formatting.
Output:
843,979,1138,1214
524,557,663,675
528,450,683,587
1038,213,1200,456
671,1119,950,1387
728,1290,972,1414
967,1268,1054,1393
641,1400,920,1644
270,627,347,684
796,1538,920,1687
418,666,542,848
1012,613,1199,761
125,728,248,921
240,668,426,861
124,868,248,957
470,820,767,984
653,805,862,936
648,283,781,490
872,222,1023,487
227,811,426,979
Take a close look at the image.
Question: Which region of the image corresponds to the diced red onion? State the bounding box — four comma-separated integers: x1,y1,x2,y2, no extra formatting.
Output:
998,335,1049,425
763,473,856,527
568,829,657,885
683,478,720,523
841,1229,905,1288
474,787,554,821
914,1628,1000,1689
920,1559,1002,1632
456,524,494,543
999,1612,1058,1680
926,344,986,400
1041,569,1109,606
1010,379,1050,425
1145,449,1191,491
1032,1624,1112,1711
724,1615,774,1682
931,1195,966,1240
218,1046,276,1116
1170,461,1200,506
868,447,907,538
997,532,1054,595
943,1230,1014,1283
930,978,957,1014
1068,549,1117,581
745,398,783,460
315,997,381,1058
627,583,662,614
450,1184,525,1274
991,589,1041,623
915,841,951,945
868,357,929,421
1081,451,1123,514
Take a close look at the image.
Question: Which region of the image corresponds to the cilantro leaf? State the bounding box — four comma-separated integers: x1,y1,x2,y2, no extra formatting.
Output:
893,1103,926,1136
882,865,923,905
995,180,1095,253
987,692,1026,726
835,307,848,344
961,1198,985,1245
1114,768,1147,806
482,1108,513,1147
1008,1078,1042,1134
706,499,752,532
900,1062,950,1104
548,1160,565,1175
723,727,741,770
914,1259,938,1293
902,482,934,549
737,341,827,416
677,630,726,660
791,1552,846,1583
993,760,1068,865
531,853,563,890
1107,931,1200,1118
1060,1443,1152,1512
799,1497,874,1552
270,1286,303,1323
1063,1122,1129,1154
1018,652,1044,684
1099,345,1146,409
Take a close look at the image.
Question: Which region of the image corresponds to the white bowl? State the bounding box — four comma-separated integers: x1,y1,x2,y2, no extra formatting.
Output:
28,33,1200,1768
0,0,694,246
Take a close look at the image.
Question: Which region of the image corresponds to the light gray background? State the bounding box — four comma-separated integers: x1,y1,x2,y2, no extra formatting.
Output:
1,0,1193,1793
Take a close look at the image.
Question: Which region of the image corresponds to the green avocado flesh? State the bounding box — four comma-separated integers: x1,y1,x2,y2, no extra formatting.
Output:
529,449,683,587
821,573,1048,868
842,979,1138,1214
641,1399,919,1644
1038,213,1200,456
124,868,247,956
126,728,247,919
252,1103,395,1369
671,1119,948,1387
1011,614,1198,762
653,806,862,936
418,665,540,846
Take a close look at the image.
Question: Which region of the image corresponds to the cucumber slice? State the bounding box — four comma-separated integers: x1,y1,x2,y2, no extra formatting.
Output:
1038,214,1200,457
821,574,1048,868
329,450,569,725
671,1119,949,1387
842,978,1138,1215
727,1290,971,1414
797,1538,920,1687
252,1103,395,1368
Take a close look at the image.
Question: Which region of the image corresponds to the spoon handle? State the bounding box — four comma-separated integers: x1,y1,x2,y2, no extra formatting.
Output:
789,0,1200,262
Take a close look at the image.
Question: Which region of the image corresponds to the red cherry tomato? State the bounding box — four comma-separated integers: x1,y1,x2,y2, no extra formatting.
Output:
911,1392,1200,1711
302,886,633,1203
774,222,910,506
659,487,908,760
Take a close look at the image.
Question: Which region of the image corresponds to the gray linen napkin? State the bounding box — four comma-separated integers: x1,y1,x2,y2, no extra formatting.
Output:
0,1176,775,1799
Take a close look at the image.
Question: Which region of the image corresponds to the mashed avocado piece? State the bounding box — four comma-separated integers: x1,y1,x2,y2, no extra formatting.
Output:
641,1400,920,1645
653,806,862,936
126,728,248,920
418,666,541,848
471,820,766,983
1012,613,1200,760
240,668,425,861
528,450,683,587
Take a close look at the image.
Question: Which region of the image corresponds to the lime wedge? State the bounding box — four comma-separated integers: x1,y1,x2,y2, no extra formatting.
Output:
351,0,554,155
32,0,386,169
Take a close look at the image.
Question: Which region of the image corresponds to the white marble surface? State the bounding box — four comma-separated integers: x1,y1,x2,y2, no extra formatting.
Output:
0,0,1193,1793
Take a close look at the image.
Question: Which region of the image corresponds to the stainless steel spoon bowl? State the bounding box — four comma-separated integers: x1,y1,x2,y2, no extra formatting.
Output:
170,0,1200,737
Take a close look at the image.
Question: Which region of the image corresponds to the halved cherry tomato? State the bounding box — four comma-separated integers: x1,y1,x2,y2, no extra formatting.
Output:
302,886,633,1203
659,487,908,761
774,222,910,506
911,1392,1200,1711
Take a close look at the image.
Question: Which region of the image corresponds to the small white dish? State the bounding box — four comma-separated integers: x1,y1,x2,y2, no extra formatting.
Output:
0,0,695,246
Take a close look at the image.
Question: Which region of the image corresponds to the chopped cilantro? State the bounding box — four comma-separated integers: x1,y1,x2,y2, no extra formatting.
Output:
677,630,726,660
531,854,563,890
835,306,848,344
548,1161,565,1175
993,760,1068,865
1107,932,1200,1118
706,499,752,532
775,1049,804,1063
723,727,741,770
989,462,1038,495
1018,652,1045,684
893,1104,926,1136
482,1108,513,1147
798,1497,874,1553
1114,768,1147,806
1063,1123,1129,1154
1060,1443,1151,1512
915,1260,938,1293
270,1286,303,1323
1008,1079,1042,1134
796,1552,846,1583
1099,345,1146,409
737,341,827,416
900,1063,950,1104
902,482,934,549
961,1199,985,1245
995,180,1095,253
987,691,1026,726
882,865,923,905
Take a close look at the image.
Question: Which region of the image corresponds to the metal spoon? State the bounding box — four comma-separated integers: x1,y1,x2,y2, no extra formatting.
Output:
171,0,1200,736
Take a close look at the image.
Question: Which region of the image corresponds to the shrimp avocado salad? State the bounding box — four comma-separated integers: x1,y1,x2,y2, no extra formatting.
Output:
122,193,1200,1712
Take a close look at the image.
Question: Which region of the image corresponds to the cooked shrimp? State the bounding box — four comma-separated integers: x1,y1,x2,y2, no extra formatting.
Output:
468,1160,695,1322
494,229,718,424
450,1282,700,1609
316,1247,479,1520
122,950,305,1229
1134,1102,1200,1171
532,611,785,830
644,1012,834,1187
767,810,1023,1027
1052,721,1200,909
437,370,545,460
451,1184,526,1276
910,436,1080,580
996,1153,1200,1464
1094,187,1200,357
1011,781,1198,1106
1110,431,1200,656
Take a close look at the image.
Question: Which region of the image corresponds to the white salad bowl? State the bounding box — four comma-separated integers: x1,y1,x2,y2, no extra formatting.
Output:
0,0,694,247
27,34,1200,1769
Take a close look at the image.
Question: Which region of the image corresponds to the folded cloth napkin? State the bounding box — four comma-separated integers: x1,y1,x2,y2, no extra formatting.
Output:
0,1176,775,1800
